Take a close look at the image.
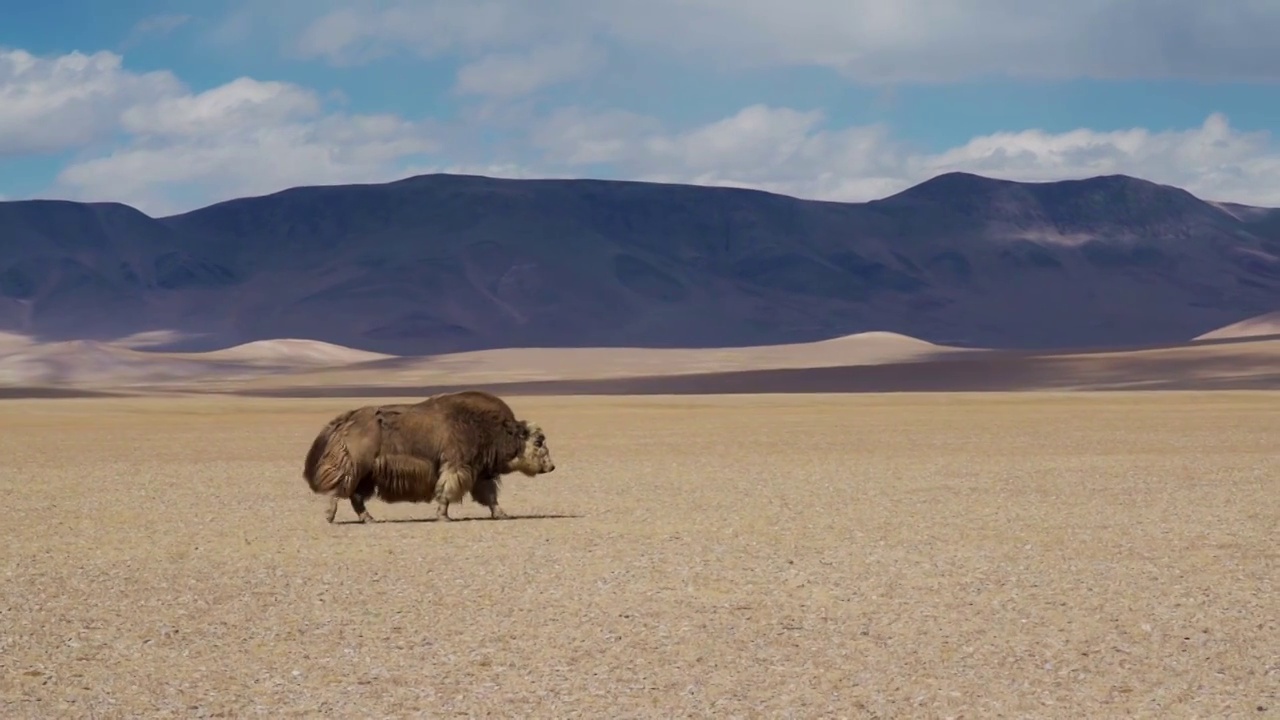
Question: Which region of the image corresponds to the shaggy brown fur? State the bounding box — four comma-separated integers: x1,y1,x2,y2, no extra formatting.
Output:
301,402,417,523
379,391,555,521
368,453,440,504
300,391,555,523
409,390,544,520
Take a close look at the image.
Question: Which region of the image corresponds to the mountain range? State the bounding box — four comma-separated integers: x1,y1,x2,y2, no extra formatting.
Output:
1,172,1278,355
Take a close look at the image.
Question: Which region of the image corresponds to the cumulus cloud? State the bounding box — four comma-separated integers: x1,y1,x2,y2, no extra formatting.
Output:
58,118,437,217
454,42,602,98
530,105,1280,206
0,49,441,215
56,84,438,215
293,2,549,66
0,48,182,156
118,77,323,138
920,113,1276,191
8,0,1280,219
292,0,1280,82
177,1,1280,207
529,107,664,165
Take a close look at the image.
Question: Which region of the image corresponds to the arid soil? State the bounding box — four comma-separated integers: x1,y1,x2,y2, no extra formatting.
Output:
1,393,1276,718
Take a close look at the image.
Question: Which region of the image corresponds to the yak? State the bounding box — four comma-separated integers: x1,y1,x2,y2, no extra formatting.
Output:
302,391,555,524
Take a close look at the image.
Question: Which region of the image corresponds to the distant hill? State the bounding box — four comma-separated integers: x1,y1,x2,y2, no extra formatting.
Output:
1,172,1278,354
1195,311,1280,340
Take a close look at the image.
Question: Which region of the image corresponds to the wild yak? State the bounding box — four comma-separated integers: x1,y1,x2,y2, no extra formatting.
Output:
302,391,555,523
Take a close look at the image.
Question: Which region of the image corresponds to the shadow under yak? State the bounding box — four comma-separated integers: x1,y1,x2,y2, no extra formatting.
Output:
333,512,583,525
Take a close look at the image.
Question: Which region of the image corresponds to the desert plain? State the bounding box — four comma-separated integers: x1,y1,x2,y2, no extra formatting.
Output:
0,386,1276,718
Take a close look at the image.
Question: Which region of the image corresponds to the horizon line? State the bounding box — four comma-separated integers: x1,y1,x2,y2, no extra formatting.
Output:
4,169,1276,219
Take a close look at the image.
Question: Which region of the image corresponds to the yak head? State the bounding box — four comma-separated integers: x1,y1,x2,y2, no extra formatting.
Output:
505,419,556,476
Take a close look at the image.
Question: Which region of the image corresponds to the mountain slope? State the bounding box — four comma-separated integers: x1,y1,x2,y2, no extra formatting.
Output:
1,172,1278,354
0,200,240,341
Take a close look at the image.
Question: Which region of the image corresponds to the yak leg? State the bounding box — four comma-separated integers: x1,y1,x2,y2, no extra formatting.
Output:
349,494,377,523
470,475,508,519
434,461,473,522
350,474,378,523
323,493,374,524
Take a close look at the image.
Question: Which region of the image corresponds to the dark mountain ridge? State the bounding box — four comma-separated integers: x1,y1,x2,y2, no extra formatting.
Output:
1,171,1277,355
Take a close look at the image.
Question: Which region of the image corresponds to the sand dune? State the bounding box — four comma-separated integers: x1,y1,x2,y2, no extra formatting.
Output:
0,329,961,390
230,336,1280,397
0,339,235,387
0,331,36,350
109,330,201,349
190,338,397,366
0,335,396,387
1194,311,1280,340
3,329,1279,394
336,330,966,383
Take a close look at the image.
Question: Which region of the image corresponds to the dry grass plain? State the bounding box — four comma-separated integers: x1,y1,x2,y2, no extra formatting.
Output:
1,392,1276,718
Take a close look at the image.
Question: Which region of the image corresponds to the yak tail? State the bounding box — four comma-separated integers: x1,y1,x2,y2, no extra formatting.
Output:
370,454,440,504
302,409,365,497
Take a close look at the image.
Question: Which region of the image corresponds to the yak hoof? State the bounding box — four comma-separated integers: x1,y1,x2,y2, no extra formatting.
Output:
358,512,378,523
491,507,510,520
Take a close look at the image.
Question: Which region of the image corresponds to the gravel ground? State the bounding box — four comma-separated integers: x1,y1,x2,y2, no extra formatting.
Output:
1,392,1276,718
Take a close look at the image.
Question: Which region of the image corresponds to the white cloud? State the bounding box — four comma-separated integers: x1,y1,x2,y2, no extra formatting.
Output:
530,107,663,165
12,39,1279,214
454,42,601,98
919,113,1274,188
8,3,1280,220
0,49,441,215
55,82,439,215
119,77,322,138
291,0,1280,82
529,105,1280,206
293,2,548,66
122,14,193,48
0,48,182,156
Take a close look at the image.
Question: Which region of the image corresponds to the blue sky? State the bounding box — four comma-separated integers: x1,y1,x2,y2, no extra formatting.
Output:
2,0,1279,215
